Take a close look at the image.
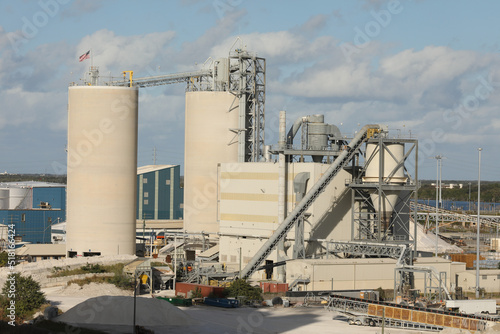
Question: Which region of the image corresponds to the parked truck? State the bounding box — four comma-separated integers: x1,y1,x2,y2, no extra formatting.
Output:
445,299,497,315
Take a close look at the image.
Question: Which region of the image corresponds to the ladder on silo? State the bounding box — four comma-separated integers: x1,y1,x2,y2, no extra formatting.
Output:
240,125,382,279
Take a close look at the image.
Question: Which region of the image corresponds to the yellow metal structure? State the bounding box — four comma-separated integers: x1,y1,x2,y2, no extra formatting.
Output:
366,128,381,139
123,71,134,87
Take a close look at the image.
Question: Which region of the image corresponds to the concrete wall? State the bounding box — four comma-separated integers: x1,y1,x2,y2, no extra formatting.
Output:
286,258,470,293
287,258,396,291
184,91,239,234
66,86,138,256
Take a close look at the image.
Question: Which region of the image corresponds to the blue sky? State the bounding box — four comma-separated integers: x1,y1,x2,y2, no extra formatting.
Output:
0,0,499,181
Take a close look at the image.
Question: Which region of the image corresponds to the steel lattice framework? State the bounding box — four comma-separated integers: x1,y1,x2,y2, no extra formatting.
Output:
321,240,410,265
228,51,266,162
348,138,419,252
104,50,266,162
412,202,500,229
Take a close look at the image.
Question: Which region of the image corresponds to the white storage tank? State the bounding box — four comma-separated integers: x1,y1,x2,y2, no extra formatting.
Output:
8,187,31,210
184,91,239,233
363,143,406,229
66,86,138,256
0,189,9,210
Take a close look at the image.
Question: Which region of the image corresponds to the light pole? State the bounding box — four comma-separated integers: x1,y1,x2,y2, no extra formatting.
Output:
476,148,482,299
432,155,443,256
468,182,471,212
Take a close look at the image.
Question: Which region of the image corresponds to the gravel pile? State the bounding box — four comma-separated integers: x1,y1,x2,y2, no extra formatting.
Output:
56,296,194,329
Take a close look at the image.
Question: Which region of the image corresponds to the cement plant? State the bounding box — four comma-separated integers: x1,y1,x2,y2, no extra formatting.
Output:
1,47,500,333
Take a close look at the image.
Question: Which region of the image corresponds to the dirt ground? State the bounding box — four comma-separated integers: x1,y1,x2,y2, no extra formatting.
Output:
44,286,435,334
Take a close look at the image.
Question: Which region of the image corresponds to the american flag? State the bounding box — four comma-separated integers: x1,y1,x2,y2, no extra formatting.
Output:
79,50,90,62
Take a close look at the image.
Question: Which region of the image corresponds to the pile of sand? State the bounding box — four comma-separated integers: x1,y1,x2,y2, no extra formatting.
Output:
57,282,133,297
56,296,194,329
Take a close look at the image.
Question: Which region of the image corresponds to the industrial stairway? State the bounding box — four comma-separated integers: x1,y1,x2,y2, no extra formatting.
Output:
240,124,382,279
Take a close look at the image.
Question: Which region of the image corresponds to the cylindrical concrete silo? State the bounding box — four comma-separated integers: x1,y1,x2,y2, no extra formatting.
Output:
363,143,406,231
184,91,239,233
66,86,138,256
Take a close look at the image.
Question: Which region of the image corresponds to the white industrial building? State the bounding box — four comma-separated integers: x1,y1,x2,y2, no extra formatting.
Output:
218,162,352,267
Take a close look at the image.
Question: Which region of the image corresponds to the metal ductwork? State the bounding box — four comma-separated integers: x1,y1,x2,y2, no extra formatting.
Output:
286,114,342,162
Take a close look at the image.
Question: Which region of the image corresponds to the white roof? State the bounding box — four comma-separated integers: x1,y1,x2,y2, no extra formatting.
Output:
198,244,219,258
0,181,65,188
16,243,66,256
137,165,177,175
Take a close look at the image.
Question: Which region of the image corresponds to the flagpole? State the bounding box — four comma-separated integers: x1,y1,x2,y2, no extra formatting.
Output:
91,48,93,68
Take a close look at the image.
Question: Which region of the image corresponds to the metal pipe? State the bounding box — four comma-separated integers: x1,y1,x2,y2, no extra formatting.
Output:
278,111,286,150
278,110,287,282
286,116,307,146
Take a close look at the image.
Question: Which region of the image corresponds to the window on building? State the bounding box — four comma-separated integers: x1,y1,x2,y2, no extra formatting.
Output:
48,217,52,223
180,203,184,208
144,192,149,198
497,274,500,280
144,199,149,205
143,178,148,184
21,213,26,222
166,180,171,185
482,275,487,280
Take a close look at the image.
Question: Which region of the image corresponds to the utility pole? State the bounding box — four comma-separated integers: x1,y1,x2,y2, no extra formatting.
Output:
476,148,482,299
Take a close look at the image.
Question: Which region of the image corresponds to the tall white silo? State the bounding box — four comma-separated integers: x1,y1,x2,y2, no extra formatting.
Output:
363,143,406,230
66,86,138,256
184,91,239,233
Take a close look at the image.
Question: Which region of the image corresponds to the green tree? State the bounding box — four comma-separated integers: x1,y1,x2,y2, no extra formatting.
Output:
225,279,262,301
0,252,7,267
1,273,46,321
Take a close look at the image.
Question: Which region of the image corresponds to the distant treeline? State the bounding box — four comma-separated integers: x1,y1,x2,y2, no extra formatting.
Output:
0,174,67,184
418,180,500,202
0,175,497,201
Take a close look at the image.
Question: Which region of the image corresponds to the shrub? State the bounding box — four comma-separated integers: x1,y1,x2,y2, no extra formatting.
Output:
0,252,7,267
224,279,262,301
1,273,45,321
81,263,105,273
191,287,203,298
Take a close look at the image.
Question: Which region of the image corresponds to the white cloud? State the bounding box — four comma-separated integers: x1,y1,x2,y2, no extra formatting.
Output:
76,29,177,75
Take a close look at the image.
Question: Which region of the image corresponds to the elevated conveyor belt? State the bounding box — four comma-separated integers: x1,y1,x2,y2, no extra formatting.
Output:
240,124,381,279
326,294,496,332
105,69,212,87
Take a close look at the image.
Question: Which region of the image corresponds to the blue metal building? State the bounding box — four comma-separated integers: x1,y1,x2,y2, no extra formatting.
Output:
0,183,66,244
137,165,183,220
